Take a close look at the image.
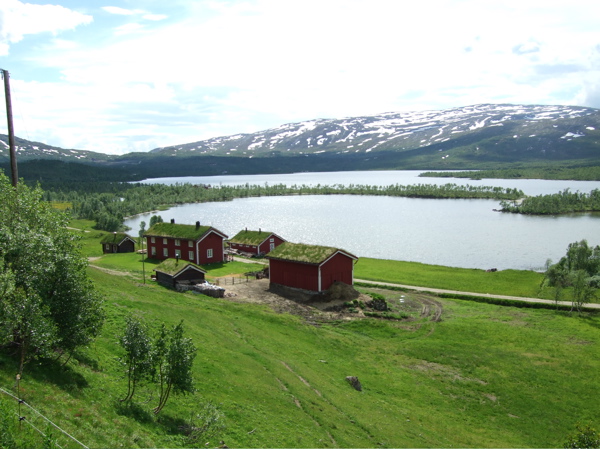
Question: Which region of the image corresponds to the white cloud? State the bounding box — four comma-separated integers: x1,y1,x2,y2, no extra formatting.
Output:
0,0,92,56
101,6,138,16
142,14,168,21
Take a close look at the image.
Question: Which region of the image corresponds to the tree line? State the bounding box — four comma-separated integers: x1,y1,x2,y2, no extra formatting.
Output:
43,181,525,231
420,165,600,181
500,189,600,214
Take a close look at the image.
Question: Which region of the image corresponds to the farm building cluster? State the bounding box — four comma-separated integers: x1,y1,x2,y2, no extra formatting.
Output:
105,219,358,296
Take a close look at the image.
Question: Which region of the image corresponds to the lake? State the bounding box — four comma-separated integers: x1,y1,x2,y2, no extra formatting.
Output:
124,171,600,271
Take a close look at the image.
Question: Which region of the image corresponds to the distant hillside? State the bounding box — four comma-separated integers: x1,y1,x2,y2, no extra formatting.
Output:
151,104,600,163
0,134,110,162
2,104,599,180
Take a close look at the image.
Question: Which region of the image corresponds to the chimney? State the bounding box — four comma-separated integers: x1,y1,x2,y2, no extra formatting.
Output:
196,221,200,229
170,218,175,224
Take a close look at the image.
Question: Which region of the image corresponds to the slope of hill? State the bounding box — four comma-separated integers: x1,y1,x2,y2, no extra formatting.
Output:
151,104,600,162
2,104,599,179
1,252,598,448
0,135,110,162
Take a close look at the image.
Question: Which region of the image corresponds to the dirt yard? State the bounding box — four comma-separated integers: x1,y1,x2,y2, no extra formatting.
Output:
221,279,371,323
219,278,443,324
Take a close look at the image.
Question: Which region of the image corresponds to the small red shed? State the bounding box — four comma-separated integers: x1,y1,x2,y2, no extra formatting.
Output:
228,229,286,256
144,221,228,265
153,258,207,289
101,232,136,254
266,242,358,293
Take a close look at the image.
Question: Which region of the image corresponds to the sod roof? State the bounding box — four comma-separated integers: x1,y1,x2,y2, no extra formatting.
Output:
229,230,279,246
266,242,358,264
144,222,226,240
153,258,206,276
100,232,134,244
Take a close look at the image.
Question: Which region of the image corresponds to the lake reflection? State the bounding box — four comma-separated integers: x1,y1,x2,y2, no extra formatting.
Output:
125,171,600,271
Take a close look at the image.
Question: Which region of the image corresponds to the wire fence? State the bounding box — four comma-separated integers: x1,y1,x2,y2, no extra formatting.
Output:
0,381,88,449
213,275,256,286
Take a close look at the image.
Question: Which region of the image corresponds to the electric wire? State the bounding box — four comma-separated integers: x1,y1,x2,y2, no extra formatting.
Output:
0,386,88,449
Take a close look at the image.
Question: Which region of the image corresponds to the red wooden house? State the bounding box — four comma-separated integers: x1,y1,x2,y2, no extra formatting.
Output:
144,221,228,265
228,229,286,256
266,242,358,293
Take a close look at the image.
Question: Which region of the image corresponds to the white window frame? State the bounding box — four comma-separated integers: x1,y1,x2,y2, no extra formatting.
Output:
188,251,194,260
151,237,155,243
163,248,168,257
163,238,168,245
207,248,213,259
175,239,180,246
188,240,193,247
151,247,156,256
175,249,181,259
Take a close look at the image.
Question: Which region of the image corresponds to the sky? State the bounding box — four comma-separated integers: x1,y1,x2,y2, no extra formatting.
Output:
1,0,599,155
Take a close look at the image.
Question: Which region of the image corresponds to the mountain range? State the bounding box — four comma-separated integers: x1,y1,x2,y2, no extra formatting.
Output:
1,103,599,180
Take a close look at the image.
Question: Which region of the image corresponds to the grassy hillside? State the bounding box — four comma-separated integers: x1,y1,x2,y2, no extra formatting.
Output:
1,242,598,447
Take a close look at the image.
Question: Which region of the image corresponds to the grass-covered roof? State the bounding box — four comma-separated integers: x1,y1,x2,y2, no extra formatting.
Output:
100,232,133,244
229,229,278,245
153,258,206,276
144,222,220,240
266,242,357,264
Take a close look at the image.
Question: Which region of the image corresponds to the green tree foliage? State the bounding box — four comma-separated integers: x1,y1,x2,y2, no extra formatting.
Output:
149,214,163,227
138,220,146,248
543,240,600,312
117,318,197,414
501,189,600,214
564,422,600,449
120,315,153,402
153,321,197,414
0,172,104,371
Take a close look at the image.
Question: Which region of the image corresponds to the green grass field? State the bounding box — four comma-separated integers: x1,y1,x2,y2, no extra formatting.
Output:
0,242,598,448
354,257,572,300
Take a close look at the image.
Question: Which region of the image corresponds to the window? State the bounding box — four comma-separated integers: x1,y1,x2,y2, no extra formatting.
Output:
105,244,110,250
175,249,181,259
270,238,274,242
151,237,155,243
175,239,180,246
188,240,193,247
163,238,167,245
163,248,168,257
188,251,194,260
207,248,213,259
151,247,156,256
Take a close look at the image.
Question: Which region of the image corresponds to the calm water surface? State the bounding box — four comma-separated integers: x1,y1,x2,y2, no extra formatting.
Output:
125,171,600,271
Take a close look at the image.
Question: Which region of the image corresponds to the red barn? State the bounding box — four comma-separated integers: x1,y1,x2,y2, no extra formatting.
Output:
144,221,228,265
228,229,286,256
266,242,358,293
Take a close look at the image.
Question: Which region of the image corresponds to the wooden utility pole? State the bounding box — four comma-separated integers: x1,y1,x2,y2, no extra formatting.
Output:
1,69,18,187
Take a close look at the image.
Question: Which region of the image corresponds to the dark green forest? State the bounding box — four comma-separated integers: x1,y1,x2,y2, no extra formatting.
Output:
500,189,600,215
421,166,600,181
